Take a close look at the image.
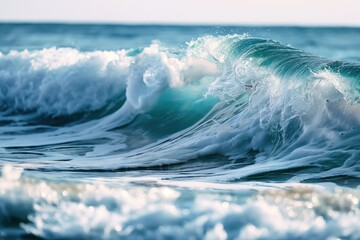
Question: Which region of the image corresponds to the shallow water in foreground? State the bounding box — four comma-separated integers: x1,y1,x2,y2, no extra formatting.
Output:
0,24,360,239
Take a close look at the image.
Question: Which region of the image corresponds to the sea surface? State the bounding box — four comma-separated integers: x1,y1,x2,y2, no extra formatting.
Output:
0,23,360,239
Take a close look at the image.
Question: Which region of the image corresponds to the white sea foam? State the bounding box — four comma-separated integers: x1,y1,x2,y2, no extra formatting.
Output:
0,166,359,240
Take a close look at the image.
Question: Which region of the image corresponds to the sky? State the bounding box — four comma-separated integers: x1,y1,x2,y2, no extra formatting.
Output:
0,0,359,26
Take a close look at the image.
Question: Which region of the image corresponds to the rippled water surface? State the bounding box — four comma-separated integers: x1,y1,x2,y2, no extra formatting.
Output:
0,24,360,239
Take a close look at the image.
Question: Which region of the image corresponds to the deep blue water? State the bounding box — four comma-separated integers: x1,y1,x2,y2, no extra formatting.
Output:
0,23,359,239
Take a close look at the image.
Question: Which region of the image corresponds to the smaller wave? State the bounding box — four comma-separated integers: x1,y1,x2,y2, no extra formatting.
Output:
0,48,131,117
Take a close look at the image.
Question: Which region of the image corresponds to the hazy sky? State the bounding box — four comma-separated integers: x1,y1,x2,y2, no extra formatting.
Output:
0,0,359,26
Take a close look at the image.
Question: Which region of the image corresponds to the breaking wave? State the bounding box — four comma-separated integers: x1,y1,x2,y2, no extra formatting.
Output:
0,34,359,184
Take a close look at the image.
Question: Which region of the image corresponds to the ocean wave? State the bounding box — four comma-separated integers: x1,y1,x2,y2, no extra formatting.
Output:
0,35,360,185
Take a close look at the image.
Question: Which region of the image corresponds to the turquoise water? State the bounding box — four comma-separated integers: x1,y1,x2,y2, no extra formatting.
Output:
0,24,360,239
